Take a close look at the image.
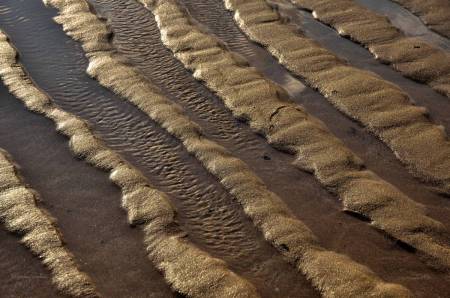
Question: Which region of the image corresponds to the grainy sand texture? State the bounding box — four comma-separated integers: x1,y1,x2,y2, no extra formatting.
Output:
0,29,257,298
289,0,450,97
391,0,450,39
41,0,417,296
137,0,450,273
1,0,449,296
224,0,450,197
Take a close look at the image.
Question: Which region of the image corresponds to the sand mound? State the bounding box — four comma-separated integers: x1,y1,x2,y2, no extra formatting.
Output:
0,29,257,298
142,0,450,272
224,0,450,196
43,0,416,296
0,148,98,297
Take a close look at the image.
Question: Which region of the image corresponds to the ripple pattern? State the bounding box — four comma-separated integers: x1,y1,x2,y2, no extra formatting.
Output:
0,0,317,296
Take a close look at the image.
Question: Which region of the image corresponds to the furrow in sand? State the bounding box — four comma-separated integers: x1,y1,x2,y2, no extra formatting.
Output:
224,0,450,195
140,0,450,271
0,148,98,297
86,1,450,296
0,228,60,298
354,0,450,50
177,0,450,231
44,0,416,296
287,0,450,97
0,54,174,298
0,2,310,296
264,0,450,131
389,0,450,39
0,31,258,298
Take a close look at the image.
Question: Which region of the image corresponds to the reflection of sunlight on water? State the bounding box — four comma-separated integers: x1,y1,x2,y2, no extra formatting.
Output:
0,5,29,24
16,16,30,24
279,72,306,96
356,0,450,50
0,5,12,14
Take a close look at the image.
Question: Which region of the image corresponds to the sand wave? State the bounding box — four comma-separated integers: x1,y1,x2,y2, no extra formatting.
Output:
224,0,450,197
0,29,257,298
390,0,450,39
137,0,450,273
0,147,98,297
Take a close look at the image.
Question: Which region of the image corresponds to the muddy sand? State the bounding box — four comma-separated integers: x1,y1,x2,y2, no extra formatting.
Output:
0,0,449,297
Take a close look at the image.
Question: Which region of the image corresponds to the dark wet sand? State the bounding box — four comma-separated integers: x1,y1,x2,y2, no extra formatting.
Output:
0,1,320,297
1,0,449,297
89,0,449,296
356,0,450,50
0,228,61,298
0,81,173,297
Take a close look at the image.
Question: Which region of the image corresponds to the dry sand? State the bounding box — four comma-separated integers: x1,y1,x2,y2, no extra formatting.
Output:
224,0,450,197
289,0,450,97
0,29,257,297
42,0,416,296
136,0,450,273
391,0,450,39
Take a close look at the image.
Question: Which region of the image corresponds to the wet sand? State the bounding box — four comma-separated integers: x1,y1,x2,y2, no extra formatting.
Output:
388,0,450,39
0,81,173,297
1,0,449,297
0,1,320,297
0,228,61,298
356,0,450,49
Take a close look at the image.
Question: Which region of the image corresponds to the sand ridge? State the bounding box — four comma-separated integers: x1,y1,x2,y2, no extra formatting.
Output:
391,0,450,39
288,0,450,97
0,147,98,297
135,0,450,273
42,0,416,296
0,29,258,298
224,0,450,197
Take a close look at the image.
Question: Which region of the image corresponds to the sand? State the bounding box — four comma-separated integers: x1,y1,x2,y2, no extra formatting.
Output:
41,0,416,296
1,0,449,296
224,0,450,197
0,29,257,297
289,0,450,97
129,0,450,274
0,148,98,297
391,0,450,39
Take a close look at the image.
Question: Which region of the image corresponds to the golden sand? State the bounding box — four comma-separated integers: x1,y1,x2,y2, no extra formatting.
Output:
0,30,257,298
139,0,450,273
224,0,450,196
391,0,450,39
0,148,98,297
290,0,450,97
42,0,417,296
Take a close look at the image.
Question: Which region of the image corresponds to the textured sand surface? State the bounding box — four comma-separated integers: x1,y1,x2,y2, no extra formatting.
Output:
0,1,318,296
224,0,450,197
391,0,450,39
0,0,449,296
0,29,257,298
41,0,417,296
289,0,450,97
135,0,450,273
0,148,97,297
